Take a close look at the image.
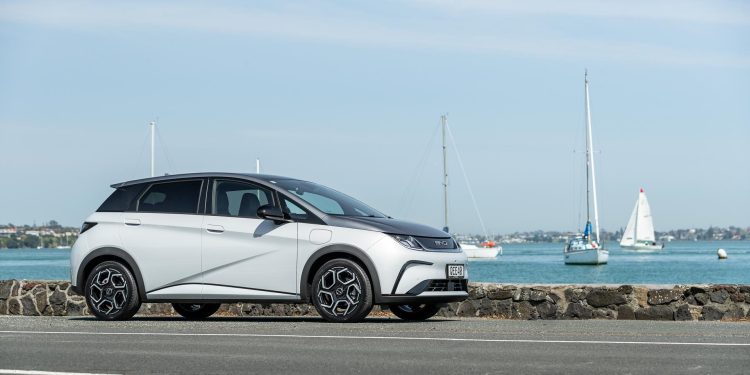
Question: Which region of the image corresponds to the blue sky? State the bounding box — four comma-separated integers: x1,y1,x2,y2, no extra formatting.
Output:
0,0,748,234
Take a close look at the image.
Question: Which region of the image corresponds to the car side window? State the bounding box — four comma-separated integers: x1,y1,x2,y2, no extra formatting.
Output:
138,180,202,214
213,180,273,219
97,184,146,212
282,198,309,221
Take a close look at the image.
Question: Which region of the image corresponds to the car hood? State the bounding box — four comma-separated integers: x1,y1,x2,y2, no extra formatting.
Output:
325,216,450,238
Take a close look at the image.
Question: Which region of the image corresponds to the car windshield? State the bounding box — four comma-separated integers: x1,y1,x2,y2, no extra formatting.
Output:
272,179,387,218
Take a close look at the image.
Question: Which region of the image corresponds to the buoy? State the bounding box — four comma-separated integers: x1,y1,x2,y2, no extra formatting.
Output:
717,248,727,259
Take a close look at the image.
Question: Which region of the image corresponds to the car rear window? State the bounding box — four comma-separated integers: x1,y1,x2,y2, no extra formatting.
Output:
97,185,145,212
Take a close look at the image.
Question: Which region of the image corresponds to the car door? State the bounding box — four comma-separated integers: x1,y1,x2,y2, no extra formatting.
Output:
201,179,298,297
120,179,205,297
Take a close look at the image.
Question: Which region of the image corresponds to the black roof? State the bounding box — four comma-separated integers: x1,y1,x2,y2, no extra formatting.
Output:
110,172,297,188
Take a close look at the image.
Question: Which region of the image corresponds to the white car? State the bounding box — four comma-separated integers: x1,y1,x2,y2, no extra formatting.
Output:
70,173,468,322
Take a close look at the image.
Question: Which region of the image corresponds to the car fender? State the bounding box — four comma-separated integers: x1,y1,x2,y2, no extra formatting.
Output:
75,247,147,300
299,244,382,301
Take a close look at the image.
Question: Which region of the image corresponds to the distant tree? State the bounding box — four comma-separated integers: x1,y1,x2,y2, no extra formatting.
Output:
706,227,715,240
23,235,40,248
7,238,20,248
48,220,60,228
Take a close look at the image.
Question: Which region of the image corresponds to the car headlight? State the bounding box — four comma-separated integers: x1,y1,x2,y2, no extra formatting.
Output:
389,234,424,250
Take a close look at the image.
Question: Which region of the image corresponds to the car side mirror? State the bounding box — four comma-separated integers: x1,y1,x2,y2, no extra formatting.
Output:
257,205,291,223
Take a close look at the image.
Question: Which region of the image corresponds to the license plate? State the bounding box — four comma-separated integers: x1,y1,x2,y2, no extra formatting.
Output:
446,264,465,279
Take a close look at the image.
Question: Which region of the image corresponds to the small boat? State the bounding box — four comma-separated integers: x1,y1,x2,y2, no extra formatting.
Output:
564,71,608,265
620,188,664,251
459,241,502,258
436,115,499,259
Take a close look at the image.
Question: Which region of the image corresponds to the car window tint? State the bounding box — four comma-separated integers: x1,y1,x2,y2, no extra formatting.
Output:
213,180,273,219
97,184,145,212
283,199,308,221
138,180,202,214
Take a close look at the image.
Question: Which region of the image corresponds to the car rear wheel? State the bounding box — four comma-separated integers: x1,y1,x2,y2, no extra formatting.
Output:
311,258,373,323
388,303,442,321
172,303,221,319
84,260,141,321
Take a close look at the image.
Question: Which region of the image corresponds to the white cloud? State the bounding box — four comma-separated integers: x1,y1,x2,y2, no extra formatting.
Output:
411,0,750,25
0,0,747,68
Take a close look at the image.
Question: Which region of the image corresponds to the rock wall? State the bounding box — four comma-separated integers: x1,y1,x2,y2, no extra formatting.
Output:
1,280,748,321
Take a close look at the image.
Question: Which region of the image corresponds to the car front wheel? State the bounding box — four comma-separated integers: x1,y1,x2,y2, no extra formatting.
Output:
388,303,442,321
311,258,373,323
172,303,221,319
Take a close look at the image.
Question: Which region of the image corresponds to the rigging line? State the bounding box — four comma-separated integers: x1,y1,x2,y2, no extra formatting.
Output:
397,121,441,216
445,123,489,238
131,127,151,179
155,123,175,174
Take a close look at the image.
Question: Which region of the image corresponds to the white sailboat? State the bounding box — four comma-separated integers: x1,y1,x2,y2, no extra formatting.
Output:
564,71,609,265
620,188,664,251
438,115,500,259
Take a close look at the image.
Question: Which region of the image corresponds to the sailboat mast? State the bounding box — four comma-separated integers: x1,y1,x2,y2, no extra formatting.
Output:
584,71,601,243
150,121,156,177
584,87,591,229
441,114,449,233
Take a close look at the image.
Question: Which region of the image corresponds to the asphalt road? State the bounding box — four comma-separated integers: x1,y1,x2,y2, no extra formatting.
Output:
0,316,748,374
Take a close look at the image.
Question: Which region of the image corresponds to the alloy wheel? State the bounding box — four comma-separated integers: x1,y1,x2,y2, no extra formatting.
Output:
316,266,363,318
88,268,129,316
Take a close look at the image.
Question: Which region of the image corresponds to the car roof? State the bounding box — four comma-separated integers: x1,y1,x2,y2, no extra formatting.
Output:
110,172,299,188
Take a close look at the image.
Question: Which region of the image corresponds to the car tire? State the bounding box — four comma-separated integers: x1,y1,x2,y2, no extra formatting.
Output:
388,303,442,321
84,260,141,321
172,303,221,319
311,258,373,323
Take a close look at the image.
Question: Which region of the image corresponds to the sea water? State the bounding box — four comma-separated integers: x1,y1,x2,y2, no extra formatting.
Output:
470,241,749,284
0,241,748,284
0,248,71,280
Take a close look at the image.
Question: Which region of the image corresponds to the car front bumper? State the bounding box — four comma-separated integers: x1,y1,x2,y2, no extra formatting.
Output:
367,237,469,304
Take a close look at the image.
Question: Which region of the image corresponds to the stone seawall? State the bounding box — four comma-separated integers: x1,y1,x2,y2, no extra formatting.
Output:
1,280,748,321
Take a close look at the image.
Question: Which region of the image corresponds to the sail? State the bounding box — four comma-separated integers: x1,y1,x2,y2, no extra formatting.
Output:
620,201,637,246
620,189,656,246
636,190,655,242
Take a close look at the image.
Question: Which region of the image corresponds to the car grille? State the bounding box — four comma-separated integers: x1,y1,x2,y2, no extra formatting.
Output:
414,237,457,251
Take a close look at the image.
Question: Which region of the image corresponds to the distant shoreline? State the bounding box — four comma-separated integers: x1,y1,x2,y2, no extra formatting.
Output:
1,238,749,251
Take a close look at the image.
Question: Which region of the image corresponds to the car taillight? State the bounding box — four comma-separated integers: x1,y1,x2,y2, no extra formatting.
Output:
80,222,97,234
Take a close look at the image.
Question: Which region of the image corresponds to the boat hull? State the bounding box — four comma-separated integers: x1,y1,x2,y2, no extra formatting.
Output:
620,243,663,251
463,248,499,259
564,249,609,265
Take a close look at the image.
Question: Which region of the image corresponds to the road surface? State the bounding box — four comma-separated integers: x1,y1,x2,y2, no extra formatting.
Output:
0,316,748,374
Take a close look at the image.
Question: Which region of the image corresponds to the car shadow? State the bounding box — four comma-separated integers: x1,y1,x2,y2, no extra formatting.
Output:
67,316,457,323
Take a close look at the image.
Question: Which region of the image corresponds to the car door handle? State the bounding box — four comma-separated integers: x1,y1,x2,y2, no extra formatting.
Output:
206,224,224,233
124,219,141,226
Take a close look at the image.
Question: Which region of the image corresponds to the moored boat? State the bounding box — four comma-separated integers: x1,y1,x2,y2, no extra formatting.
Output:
436,115,500,259
564,71,608,265
459,241,502,258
